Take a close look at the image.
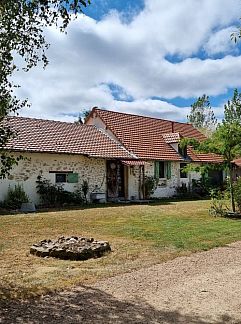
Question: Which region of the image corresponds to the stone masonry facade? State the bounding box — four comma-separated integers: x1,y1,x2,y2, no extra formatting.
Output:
0,152,106,204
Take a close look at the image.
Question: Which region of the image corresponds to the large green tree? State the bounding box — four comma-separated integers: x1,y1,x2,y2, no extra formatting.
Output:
187,94,217,136
0,0,90,178
183,89,241,212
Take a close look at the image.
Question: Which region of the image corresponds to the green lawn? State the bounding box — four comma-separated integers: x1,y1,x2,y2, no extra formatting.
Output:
1,200,241,299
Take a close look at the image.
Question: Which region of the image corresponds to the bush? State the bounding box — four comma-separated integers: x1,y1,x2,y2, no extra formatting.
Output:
81,180,89,203
143,176,158,199
36,175,63,206
191,178,211,197
209,189,229,217
175,183,189,197
4,184,29,209
36,175,85,207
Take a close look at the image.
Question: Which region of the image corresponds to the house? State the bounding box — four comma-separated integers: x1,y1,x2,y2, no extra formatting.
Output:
0,109,223,205
85,108,223,200
0,116,135,204
233,159,241,179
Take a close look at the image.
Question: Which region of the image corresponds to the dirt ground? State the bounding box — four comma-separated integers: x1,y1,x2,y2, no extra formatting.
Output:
2,241,241,323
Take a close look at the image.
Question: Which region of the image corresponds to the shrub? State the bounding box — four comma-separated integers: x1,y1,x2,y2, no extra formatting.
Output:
36,175,64,206
81,180,89,203
209,189,229,217
143,176,158,199
175,183,188,197
191,178,211,197
36,175,85,207
4,184,29,209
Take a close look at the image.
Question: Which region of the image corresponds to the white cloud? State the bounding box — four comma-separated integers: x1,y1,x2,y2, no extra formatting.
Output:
12,0,241,122
204,26,237,55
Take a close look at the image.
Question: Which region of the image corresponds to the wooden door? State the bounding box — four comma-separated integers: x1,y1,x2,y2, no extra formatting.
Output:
107,160,125,199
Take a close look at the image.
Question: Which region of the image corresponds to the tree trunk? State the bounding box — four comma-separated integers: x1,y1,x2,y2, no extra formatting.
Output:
229,164,236,212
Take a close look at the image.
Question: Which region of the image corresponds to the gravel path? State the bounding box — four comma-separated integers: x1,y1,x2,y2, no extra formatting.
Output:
2,241,241,323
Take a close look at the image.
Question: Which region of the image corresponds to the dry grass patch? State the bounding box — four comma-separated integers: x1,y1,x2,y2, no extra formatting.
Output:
1,200,241,300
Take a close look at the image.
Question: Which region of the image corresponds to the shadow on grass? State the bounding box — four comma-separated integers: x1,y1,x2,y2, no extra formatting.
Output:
0,285,238,324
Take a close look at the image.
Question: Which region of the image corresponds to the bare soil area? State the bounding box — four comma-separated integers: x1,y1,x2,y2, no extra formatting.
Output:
2,241,241,323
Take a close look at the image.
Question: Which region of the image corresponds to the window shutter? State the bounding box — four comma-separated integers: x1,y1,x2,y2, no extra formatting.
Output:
67,173,79,183
166,162,172,180
154,161,159,179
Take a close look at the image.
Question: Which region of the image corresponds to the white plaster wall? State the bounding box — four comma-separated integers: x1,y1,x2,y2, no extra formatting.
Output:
144,161,201,198
0,152,106,205
128,166,141,200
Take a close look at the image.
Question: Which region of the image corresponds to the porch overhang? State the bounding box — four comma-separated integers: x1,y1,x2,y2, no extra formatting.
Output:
121,160,149,166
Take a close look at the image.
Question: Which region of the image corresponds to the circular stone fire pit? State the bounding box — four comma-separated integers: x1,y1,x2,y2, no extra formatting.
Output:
30,236,111,261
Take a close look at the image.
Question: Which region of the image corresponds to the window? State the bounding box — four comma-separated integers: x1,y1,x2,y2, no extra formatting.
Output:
180,163,188,178
56,173,67,183
154,161,171,179
49,171,78,183
178,145,187,158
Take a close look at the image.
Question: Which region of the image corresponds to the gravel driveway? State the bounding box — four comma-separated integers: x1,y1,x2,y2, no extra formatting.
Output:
2,241,241,323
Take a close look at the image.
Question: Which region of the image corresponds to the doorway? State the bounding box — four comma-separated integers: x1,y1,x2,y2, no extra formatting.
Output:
106,160,125,200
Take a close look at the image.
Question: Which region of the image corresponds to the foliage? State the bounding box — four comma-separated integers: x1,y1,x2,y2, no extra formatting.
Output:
187,94,217,135
3,184,29,209
81,180,89,203
75,109,92,123
0,0,90,177
182,89,241,212
36,175,86,207
233,177,241,213
175,183,189,197
191,177,213,197
143,176,158,199
36,175,64,206
209,189,229,217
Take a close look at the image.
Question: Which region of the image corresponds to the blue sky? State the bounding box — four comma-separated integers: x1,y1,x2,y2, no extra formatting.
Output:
14,0,241,122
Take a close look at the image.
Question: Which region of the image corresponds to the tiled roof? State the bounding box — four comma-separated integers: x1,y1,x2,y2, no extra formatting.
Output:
233,158,241,167
91,108,222,163
91,109,183,161
3,116,135,159
187,147,223,163
121,160,149,166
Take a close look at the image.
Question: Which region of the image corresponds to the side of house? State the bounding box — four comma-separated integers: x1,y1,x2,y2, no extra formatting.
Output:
0,152,107,204
0,116,136,205
233,159,241,179
86,108,223,199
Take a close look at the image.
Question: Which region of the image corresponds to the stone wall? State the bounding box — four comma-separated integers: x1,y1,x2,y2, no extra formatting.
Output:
0,152,106,204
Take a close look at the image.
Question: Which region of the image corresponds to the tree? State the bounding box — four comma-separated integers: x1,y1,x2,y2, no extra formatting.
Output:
183,89,241,212
0,0,90,178
187,94,217,136
74,109,91,124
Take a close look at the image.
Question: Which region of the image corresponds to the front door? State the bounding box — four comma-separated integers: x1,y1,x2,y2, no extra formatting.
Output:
107,160,125,199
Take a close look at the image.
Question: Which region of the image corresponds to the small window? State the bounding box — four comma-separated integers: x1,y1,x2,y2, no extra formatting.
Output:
178,145,187,158
159,162,165,178
50,171,78,184
56,173,67,183
180,163,188,178
154,161,172,179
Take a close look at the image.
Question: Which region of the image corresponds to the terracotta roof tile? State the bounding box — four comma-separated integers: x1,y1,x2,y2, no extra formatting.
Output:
92,108,222,163
4,117,134,159
233,158,241,167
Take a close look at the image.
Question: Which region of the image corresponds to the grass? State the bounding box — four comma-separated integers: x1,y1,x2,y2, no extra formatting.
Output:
1,199,241,300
